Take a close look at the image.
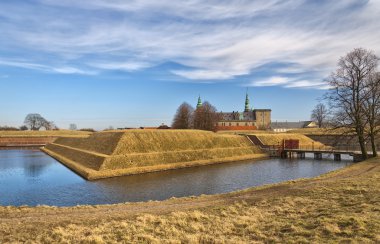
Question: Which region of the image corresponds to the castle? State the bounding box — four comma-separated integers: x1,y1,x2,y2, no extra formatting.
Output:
197,92,271,131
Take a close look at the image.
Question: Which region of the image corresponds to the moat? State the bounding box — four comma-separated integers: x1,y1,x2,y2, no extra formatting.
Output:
0,149,353,206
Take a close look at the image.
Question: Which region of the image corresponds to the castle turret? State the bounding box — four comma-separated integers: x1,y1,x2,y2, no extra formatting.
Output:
197,95,202,108
244,92,250,112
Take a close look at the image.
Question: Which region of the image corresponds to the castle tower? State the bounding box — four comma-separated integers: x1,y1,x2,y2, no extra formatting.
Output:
244,91,250,112
197,95,202,108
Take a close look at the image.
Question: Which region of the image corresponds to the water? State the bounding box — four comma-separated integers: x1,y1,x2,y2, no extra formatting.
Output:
0,149,353,206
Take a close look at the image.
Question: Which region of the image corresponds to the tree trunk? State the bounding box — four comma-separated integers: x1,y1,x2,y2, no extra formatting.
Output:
370,133,377,157
357,132,368,159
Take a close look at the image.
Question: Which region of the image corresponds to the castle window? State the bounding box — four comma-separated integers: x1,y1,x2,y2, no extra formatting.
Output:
236,123,239,126
229,123,231,126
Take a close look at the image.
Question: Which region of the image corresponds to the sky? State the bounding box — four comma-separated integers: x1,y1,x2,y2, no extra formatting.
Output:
0,0,379,130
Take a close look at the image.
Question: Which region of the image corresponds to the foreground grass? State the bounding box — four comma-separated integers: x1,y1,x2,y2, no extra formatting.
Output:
1,158,379,243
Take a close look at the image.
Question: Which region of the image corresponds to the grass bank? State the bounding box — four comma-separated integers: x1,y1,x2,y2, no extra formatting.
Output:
0,130,92,138
253,133,325,147
1,158,379,243
43,130,267,179
218,130,326,147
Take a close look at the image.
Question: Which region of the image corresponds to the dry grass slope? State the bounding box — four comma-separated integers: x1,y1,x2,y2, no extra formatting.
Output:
0,130,92,138
44,130,266,179
288,128,354,135
53,132,124,155
114,130,255,153
254,133,325,147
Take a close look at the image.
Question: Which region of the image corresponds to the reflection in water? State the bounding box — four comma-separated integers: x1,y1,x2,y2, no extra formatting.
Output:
0,150,353,206
23,160,49,178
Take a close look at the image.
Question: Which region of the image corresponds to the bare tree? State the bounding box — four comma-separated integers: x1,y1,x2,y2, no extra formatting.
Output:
193,101,219,131
363,72,380,156
42,120,56,130
311,103,328,128
172,102,194,129
325,48,378,159
69,124,78,130
24,113,48,131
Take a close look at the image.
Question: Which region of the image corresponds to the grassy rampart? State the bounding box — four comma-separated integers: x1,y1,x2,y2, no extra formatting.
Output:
0,130,92,138
254,133,325,147
43,130,266,179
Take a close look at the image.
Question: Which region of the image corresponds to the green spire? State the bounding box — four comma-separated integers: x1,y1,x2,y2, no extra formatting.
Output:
197,95,202,108
244,90,250,112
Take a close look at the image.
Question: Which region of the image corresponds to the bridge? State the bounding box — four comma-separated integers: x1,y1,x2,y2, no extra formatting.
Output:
245,135,369,162
280,147,363,161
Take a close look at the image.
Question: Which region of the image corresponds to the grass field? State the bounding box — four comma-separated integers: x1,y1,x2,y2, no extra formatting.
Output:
0,130,92,138
217,130,274,135
43,130,266,179
1,158,379,243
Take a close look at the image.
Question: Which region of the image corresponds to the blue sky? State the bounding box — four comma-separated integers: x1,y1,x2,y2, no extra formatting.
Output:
0,0,379,130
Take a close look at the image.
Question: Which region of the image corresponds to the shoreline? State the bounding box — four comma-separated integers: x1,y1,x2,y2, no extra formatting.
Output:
1,158,378,242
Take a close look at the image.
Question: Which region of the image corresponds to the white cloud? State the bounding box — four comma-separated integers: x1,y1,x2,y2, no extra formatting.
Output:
89,61,150,71
0,0,379,88
0,59,95,75
284,80,330,89
251,77,331,89
251,77,290,87
52,67,97,75
0,60,48,71
171,69,240,80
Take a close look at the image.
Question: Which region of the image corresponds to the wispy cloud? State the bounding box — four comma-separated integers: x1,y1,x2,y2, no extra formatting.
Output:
89,61,150,71
0,59,95,75
251,77,290,87
0,0,379,88
251,76,331,90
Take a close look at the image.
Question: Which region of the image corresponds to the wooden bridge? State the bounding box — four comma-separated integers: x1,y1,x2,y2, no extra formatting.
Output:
280,147,362,161
245,135,368,162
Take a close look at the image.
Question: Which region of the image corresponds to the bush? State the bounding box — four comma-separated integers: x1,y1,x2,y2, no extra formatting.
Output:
79,128,97,132
0,126,20,131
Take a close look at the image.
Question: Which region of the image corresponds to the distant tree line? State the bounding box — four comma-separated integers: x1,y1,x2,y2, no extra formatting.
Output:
0,114,100,132
0,126,26,131
172,101,220,131
311,48,380,158
0,114,57,131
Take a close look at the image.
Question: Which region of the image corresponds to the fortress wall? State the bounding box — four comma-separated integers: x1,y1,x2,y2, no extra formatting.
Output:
43,130,267,180
0,137,57,146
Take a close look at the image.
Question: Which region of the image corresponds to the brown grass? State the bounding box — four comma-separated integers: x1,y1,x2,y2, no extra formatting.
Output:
288,128,354,135
53,132,123,155
44,130,266,179
1,158,379,243
254,133,325,147
217,130,273,135
0,130,92,138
